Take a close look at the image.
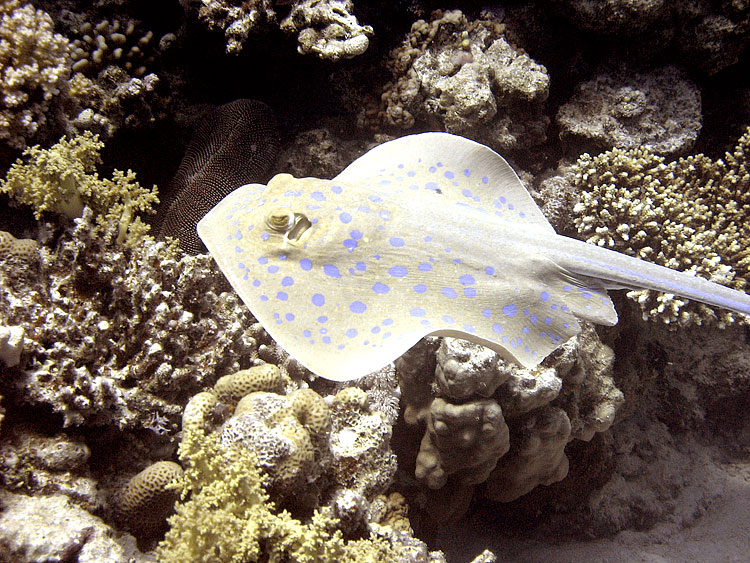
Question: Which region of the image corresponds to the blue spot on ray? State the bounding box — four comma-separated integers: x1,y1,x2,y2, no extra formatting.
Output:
372,282,389,294
350,301,367,313
324,265,341,278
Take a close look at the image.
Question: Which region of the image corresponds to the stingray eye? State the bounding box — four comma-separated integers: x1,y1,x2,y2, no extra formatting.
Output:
265,208,295,232
286,213,312,243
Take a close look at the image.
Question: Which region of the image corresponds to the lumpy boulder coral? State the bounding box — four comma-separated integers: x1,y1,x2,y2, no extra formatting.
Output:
572,126,750,326
376,9,549,151
397,324,622,519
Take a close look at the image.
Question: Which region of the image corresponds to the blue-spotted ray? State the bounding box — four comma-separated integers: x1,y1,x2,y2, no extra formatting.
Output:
198,133,750,381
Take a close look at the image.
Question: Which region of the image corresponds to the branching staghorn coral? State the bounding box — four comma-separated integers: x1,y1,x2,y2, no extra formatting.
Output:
0,132,158,246
572,126,750,326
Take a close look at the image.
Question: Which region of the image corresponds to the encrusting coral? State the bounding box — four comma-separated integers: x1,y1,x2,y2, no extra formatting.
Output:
572,126,750,326
0,132,158,247
0,1,71,149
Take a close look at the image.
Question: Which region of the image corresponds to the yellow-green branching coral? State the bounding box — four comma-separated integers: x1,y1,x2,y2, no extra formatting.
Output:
157,423,400,563
0,131,158,246
572,127,750,326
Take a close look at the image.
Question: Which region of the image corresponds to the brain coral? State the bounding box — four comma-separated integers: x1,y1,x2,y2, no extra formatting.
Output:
117,460,183,536
572,126,750,326
0,1,71,149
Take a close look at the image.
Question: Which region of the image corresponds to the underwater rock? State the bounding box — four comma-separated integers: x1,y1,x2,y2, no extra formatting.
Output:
0,490,153,563
558,65,702,155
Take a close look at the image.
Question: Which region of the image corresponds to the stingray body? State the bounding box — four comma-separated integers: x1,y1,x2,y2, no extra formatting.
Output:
198,133,750,381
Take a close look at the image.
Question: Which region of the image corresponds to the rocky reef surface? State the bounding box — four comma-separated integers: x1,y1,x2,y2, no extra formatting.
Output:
1,1,749,562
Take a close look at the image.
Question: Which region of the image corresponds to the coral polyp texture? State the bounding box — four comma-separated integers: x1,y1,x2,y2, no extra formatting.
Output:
572,126,750,326
375,9,549,151
0,1,71,149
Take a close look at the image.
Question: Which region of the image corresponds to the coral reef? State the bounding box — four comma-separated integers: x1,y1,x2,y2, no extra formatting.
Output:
376,9,549,151
199,0,373,60
0,1,71,149
0,0,748,559
549,0,750,75
189,365,396,510
280,0,374,61
158,387,438,563
397,324,623,519
0,209,260,429
0,132,158,246
557,65,702,155
572,126,750,326
198,0,278,55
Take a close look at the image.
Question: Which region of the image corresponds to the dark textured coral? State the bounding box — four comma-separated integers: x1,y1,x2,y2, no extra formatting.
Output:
158,99,280,253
